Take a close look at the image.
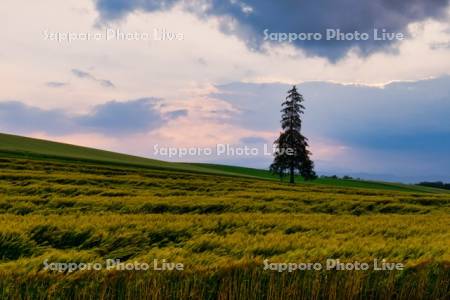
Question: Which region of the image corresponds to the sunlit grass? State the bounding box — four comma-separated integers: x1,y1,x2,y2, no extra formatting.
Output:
0,156,449,299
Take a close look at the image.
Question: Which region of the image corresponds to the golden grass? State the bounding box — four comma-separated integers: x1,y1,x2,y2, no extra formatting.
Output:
0,157,449,299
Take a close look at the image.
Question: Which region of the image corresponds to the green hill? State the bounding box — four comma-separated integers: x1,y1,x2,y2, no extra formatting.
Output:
191,163,449,193
0,132,447,193
0,132,243,177
0,132,449,299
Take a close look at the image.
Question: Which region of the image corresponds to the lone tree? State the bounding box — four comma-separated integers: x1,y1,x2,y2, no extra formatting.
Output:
270,86,316,183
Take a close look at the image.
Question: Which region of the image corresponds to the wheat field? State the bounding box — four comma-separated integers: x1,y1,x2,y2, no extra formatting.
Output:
0,155,449,299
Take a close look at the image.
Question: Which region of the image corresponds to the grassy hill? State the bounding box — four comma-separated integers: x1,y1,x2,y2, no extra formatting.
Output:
0,132,449,299
0,133,249,177
191,163,449,193
0,132,446,193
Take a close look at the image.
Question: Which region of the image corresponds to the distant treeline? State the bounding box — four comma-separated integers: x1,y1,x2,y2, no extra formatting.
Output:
321,175,359,180
417,182,450,190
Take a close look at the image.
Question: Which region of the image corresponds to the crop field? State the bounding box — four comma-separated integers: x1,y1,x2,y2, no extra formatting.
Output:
0,134,449,299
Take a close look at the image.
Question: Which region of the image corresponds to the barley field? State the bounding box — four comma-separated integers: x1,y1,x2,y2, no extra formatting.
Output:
0,158,449,299
0,135,449,299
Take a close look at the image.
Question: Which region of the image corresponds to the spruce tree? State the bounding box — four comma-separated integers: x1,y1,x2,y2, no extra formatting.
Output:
270,86,317,183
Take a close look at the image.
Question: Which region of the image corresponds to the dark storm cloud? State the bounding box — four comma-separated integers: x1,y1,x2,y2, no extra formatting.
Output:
93,0,450,60
71,68,115,88
0,98,174,136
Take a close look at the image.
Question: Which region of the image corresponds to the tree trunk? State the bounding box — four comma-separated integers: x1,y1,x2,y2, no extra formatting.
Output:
289,166,295,184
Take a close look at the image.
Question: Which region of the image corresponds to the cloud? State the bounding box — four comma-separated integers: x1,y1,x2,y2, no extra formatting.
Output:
0,101,75,135
71,68,115,88
93,0,450,60
196,58,207,66
95,0,179,20
76,98,164,134
0,98,171,136
46,81,68,88
430,41,450,49
239,136,268,144
210,82,288,131
71,69,91,78
98,79,115,88
165,109,188,119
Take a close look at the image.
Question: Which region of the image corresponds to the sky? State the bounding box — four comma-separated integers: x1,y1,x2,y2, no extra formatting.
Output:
0,0,450,182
